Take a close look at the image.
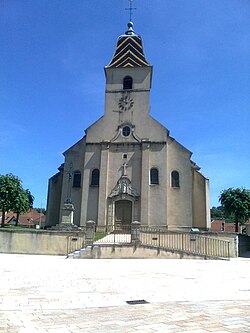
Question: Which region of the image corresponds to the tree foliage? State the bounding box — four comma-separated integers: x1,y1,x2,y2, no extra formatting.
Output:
34,208,46,215
210,206,225,219
13,189,34,226
219,188,250,232
0,174,34,227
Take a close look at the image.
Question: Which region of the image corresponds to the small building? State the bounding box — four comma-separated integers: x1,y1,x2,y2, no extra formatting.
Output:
0,211,15,225
210,219,245,234
7,209,46,228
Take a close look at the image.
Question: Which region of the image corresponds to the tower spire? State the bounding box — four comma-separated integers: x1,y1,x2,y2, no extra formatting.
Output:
125,0,136,22
106,0,151,69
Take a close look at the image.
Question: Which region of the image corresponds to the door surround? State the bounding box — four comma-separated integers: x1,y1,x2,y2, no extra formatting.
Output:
114,199,132,226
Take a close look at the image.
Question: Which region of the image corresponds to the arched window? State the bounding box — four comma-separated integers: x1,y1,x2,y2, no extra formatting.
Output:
73,171,81,187
171,171,180,188
150,168,159,185
123,76,133,90
91,169,100,186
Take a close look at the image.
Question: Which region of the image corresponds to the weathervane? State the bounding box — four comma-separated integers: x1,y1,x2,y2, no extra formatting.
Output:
125,0,136,21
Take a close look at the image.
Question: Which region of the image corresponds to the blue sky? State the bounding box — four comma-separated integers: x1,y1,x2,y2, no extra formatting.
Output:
1,0,250,209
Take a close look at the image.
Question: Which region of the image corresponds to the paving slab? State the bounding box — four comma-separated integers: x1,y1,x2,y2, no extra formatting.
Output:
0,254,249,332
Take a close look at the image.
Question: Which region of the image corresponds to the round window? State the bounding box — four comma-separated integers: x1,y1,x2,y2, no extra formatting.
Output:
122,126,131,137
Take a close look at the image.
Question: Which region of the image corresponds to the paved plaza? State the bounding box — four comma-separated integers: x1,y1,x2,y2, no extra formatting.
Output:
0,254,249,332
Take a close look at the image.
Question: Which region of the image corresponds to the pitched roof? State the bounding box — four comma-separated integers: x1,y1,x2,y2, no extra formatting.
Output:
5,209,46,226
0,211,16,224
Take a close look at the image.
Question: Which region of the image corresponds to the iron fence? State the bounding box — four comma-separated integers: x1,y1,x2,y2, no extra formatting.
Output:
94,224,132,244
140,227,230,259
92,225,230,259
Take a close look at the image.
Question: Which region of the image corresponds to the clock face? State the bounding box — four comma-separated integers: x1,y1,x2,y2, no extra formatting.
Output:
118,95,134,112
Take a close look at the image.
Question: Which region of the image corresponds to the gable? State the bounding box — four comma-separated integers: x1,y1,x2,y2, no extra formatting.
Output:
63,137,86,156
85,112,168,143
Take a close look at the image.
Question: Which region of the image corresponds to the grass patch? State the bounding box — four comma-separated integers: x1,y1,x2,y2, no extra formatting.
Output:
0,225,43,231
94,232,107,241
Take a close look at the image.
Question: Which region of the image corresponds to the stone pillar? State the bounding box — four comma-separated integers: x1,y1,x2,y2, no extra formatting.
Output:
80,150,91,226
61,203,74,225
85,220,96,246
140,141,150,225
52,203,78,231
97,142,110,228
131,220,141,244
205,178,211,229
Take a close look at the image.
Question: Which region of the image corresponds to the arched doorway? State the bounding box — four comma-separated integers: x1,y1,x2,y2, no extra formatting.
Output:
115,200,132,227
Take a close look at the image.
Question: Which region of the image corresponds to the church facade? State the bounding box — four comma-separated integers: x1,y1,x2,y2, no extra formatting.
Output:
46,22,210,231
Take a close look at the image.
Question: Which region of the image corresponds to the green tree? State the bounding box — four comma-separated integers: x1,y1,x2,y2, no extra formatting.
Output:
13,189,34,226
0,174,34,227
34,208,46,215
0,174,22,227
210,206,225,219
219,188,250,233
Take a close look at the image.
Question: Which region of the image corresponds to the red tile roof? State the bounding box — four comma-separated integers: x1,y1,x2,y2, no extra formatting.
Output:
3,209,46,226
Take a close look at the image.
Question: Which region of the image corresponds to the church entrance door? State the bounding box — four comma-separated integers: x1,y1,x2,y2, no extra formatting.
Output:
115,200,132,227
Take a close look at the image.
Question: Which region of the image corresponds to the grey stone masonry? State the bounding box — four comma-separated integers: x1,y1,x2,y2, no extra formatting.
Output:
61,203,75,224
85,220,96,246
52,203,79,231
131,220,141,244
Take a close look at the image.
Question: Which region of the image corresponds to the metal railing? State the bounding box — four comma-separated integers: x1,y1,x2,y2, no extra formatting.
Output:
140,227,230,259
92,225,230,259
94,224,132,244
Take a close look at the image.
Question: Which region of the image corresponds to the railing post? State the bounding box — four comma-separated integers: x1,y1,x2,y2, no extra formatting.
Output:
131,221,141,245
67,236,69,256
227,241,230,260
85,220,95,246
205,237,208,257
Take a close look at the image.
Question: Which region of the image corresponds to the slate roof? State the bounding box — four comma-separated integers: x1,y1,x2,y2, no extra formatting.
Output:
107,22,151,68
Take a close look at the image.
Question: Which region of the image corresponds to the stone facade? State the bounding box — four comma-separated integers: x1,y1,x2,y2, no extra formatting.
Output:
46,22,210,231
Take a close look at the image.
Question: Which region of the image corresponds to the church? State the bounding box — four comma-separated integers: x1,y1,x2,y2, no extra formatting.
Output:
46,21,210,231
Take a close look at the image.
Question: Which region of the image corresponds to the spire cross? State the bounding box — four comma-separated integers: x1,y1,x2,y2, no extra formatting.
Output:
125,0,136,21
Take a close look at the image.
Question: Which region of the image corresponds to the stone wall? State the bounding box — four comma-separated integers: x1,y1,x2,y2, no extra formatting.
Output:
192,170,210,230
0,229,85,255
46,171,63,227
74,244,224,260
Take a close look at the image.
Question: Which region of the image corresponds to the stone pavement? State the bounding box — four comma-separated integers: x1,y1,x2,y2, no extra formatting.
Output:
0,254,249,332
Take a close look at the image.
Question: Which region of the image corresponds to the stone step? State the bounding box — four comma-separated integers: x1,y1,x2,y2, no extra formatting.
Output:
67,246,93,259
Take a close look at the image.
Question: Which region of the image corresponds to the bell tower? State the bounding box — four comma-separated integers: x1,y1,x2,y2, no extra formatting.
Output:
104,21,152,123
